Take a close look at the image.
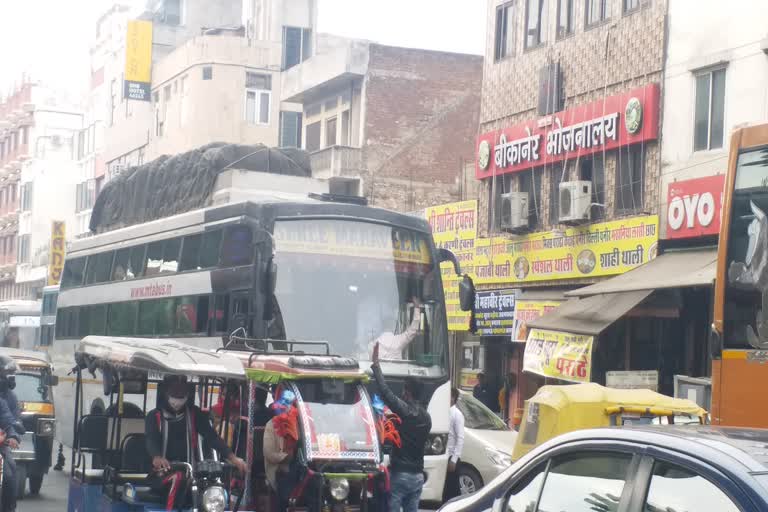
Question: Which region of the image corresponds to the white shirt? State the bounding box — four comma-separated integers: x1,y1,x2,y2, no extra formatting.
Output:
263,419,290,490
367,310,421,360
447,404,465,464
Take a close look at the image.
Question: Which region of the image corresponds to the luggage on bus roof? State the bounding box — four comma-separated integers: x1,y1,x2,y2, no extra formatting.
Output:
89,143,312,234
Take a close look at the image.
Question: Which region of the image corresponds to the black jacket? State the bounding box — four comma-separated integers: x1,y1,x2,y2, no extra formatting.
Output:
372,363,431,474
145,405,232,463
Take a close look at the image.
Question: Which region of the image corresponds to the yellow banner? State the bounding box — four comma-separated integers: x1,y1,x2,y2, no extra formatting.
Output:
460,371,479,390
523,328,593,383
425,200,478,331
47,221,66,286
124,20,153,101
511,300,561,342
473,215,659,284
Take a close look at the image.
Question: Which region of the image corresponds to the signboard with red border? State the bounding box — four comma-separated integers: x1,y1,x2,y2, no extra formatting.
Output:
666,174,725,240
475,83,660,179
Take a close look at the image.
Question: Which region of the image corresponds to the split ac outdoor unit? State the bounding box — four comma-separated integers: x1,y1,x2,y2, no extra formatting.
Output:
558,180,592,224
500,192,529,231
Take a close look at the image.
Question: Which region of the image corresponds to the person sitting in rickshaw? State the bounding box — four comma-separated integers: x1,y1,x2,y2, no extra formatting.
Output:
145,375,248,510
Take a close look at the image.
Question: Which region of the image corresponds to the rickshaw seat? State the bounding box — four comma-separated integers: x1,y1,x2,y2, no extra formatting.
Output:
120,434,151,473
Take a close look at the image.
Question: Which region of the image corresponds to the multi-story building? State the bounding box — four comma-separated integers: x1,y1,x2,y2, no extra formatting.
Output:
462,0,697,422
281,39,483,211
0,80,82,300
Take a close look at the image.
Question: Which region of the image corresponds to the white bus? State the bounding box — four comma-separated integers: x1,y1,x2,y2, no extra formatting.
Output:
0,300,41,350
51,196,469,502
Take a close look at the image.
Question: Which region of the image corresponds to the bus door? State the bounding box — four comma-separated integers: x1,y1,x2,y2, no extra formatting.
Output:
229,291,254,336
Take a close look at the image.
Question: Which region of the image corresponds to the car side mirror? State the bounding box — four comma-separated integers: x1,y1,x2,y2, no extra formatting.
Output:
459,275,476,312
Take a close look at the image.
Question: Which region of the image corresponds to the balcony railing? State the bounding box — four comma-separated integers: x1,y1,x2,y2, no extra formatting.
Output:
310,145,363,179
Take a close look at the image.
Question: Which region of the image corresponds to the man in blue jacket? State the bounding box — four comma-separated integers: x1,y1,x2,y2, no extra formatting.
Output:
0,355,22,512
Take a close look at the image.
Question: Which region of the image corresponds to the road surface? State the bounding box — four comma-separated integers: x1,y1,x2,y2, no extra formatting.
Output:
21,465,69,512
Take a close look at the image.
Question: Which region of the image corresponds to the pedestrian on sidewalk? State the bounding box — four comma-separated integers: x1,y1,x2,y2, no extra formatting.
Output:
371,342,431,512
444,387,465,500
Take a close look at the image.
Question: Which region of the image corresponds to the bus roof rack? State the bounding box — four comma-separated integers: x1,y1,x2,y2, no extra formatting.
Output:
308,192,368,206
222,336,334,356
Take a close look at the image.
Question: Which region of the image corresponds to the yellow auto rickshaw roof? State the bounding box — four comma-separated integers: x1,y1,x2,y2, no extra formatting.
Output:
529,382,707,417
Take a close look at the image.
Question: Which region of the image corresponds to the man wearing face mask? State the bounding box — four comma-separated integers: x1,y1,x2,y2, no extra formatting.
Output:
144,376,247,509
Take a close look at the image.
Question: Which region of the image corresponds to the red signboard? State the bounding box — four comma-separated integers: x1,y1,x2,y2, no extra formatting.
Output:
666,174,725,240
475,83,660,179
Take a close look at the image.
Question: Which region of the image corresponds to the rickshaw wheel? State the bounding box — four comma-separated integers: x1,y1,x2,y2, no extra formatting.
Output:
15,463,26,499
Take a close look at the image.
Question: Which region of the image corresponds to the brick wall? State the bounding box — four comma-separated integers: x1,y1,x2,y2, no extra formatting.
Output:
361,44,484,211
478,0,666,236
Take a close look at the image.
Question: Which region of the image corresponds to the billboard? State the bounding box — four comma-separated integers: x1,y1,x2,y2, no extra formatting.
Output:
124,20,153,101
666,175,725,240
47,221,66,286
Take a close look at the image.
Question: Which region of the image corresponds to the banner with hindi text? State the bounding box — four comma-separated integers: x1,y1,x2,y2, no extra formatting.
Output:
523,328,593,383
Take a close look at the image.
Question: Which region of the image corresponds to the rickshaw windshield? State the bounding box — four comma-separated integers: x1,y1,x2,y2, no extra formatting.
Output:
294,380,379,461
15,372,50,403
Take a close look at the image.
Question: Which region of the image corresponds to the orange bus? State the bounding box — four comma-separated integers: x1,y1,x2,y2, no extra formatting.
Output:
713,123,768,427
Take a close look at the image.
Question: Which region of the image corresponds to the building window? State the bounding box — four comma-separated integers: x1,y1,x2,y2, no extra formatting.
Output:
109,79,117,126
245,72,271,125
549,167,565,223
538,63,563,116
616,145,645,213
202,66,213,80
305,103,322,118
586,0,609,27
20,182,32,211
282,26,312,70
525,0,548,48
17,235,30,264
623,0,646,13
279,111,302,148
305,121,321,152
494,2,515,61
341,110,351,146
325,117,337,147
694,68,726,152
162,0,182,25
580,156,605,219
557,0,574,38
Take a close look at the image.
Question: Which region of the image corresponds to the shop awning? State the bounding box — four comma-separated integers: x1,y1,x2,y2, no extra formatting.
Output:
526,289,653,336
566,248,717,298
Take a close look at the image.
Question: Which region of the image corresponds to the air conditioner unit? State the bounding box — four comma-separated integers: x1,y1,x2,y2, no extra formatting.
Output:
500,192,529,231
558,180,592,224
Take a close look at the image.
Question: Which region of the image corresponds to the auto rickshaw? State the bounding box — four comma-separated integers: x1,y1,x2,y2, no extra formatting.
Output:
512,382,708,461
221,338,386,512
67,336,248,512
0,348,57,497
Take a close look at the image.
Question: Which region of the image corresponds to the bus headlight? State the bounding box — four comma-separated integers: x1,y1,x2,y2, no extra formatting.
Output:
202,486,227,512
424,434,447,455
329,477,350,501
37,418,55,437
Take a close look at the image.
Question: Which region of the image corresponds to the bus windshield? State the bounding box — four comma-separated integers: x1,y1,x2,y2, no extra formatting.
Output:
271,219,447,374
725,146,768,348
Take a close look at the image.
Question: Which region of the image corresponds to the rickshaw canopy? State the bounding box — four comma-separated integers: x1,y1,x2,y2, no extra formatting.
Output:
513,383,708,460
76,336,245,380
0,347,52,370
222,351,369,384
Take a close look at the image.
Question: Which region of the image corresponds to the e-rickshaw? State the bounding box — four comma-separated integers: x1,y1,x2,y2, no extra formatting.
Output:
512,382,708,461
0,348,58,497
67,336,249,512
221,338,386,512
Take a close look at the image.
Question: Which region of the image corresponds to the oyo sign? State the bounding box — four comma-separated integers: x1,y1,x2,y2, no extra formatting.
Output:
666,175,725,240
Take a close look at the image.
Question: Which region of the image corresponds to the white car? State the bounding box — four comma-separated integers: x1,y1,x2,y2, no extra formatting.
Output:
454,391,517,495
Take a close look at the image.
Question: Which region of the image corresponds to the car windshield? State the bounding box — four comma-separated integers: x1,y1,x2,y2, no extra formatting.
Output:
271,219,447,375
15,372,49,403
457,392,508,430
294,380,379,461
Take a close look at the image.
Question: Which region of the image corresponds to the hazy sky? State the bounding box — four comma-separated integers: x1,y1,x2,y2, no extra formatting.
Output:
0,0,486,97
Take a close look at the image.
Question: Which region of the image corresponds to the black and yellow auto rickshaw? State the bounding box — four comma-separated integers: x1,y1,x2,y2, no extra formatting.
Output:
0,348,57,497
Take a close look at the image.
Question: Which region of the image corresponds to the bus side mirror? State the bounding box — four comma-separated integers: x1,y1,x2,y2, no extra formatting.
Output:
437,248,462,276
459,275,475,312
709,325,723,359
47,375,59,386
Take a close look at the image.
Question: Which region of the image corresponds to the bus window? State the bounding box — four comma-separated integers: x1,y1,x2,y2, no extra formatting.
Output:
78,305,107,337
137,299,174,336
221,226,253,267
212,294,230,334
112,248,130,280
108,302,138,336
85,252,114,285
128,244,146,278
55,308,78,339
201,230,223,268
180,234,203,271
162,238,181,273
62,257,86,288
145,241,164,276
176,296,210,334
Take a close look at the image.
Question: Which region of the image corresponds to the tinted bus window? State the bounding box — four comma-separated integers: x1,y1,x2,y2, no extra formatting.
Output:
145,241,164,276
112,248,130,280
128,245,146,278
62,257,86,288
176,296,210,334
55,308,78,338
108,302,138,336
162,238,181,273
42,292,58,315
86,252,114,285
213,294,230,333
180,234,202,271
221,226,253,267
137,299,174,336
201,230,222,268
